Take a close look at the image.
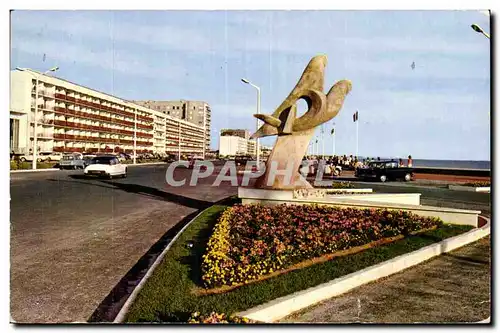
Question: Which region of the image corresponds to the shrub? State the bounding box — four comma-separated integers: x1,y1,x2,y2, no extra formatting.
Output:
201,204,443,289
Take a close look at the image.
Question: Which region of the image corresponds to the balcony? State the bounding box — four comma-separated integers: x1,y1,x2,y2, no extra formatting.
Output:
30,132,54,139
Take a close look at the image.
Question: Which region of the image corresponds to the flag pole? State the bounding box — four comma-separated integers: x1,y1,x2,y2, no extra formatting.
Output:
331,124,336,157
321,125,325,159
356,111,359,158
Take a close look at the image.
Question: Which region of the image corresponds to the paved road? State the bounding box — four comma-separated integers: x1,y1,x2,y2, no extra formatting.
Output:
10,165,491,323
280,236,491,323
351,182,491,217
10,164,237,323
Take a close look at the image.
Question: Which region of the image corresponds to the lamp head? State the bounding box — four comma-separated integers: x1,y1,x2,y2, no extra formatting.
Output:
471,24,484,33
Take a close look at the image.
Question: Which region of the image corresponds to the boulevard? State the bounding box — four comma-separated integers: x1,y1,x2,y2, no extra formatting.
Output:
10,164,490,322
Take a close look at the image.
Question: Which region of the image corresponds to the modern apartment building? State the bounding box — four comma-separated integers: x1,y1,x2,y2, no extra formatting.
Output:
218,128,256,156
219,135,249,156
132,100,211,153
247,139,256,155
10,68,206,157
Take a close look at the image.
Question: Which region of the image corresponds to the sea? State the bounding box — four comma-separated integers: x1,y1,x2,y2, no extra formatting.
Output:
359,157,490,170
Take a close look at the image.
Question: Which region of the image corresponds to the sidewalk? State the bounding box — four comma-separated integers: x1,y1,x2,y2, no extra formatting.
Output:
279,236,491,323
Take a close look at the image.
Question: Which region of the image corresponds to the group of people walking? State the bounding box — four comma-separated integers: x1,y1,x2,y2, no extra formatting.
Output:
305,154,414,170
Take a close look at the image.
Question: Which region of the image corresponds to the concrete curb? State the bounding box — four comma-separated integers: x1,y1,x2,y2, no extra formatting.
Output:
112,197,229,323
449,185,490,193
237,217,490,323
10,168,60,173
126,162,166,167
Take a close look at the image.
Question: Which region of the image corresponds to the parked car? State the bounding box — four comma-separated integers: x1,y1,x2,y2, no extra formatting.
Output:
39,152,63,162
59,153,86,170
84,156,127,179
164,154,177,163
235,155,252,167
355,160,414,182
188,156,205,169
19,154,48,163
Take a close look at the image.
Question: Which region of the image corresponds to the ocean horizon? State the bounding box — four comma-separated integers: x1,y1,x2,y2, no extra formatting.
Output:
358,157,490,170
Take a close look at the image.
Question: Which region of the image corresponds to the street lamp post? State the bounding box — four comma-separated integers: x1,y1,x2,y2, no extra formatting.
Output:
471,24,490,39
178,121,181,161
16,67,59,170
133,108,137,164
241,78,261,169
202,108,206,160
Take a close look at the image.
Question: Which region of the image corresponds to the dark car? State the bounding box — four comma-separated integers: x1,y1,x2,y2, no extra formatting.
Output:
235,155,252,167
355,160,414,182
164,154,177,163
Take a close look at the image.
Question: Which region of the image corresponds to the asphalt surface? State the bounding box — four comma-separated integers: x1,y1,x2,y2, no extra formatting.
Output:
10,163,237,323
10,166,491,323
280,236,491,323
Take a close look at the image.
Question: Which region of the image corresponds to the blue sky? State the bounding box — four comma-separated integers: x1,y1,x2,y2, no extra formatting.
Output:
10,10,491,160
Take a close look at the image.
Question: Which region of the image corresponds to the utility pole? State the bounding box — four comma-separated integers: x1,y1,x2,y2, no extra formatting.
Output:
202,107,206,159
133,108,137,164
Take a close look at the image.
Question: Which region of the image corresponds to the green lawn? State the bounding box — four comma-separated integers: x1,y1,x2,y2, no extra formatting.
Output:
124,200,474,323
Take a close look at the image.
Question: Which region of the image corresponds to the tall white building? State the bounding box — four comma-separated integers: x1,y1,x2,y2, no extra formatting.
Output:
10,68,206,157
219,136,249,156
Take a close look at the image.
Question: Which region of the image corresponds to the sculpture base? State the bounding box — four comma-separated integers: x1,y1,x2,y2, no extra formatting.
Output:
238,187,420,206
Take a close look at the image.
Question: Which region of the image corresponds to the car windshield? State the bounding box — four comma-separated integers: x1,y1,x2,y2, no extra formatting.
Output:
90,157,115,165
62,155,74,160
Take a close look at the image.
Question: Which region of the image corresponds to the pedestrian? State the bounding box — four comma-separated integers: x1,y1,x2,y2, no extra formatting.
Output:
377,157,381,161
408,155,413,167
399,158,404,167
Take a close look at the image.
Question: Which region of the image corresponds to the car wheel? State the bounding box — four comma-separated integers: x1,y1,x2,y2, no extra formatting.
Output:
73,165,78,170
20,157,26,162
380,175,387,182
122,170,127,178
47,157,52,162
404,173,412,182
108,174,113,179
333,168,340,176
37,158,43,162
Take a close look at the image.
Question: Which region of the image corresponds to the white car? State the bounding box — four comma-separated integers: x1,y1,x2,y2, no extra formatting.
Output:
84,155,127,179
39,152,64,162
19,154,48,163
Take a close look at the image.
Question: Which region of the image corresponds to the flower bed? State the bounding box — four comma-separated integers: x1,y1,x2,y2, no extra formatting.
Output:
331,181,355,189
315,181,355,189
187,312,253,324
464,181,490,187
201,204,443,289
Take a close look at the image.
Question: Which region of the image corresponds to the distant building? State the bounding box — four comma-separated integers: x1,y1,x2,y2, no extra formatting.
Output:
218,128,257,157
220,129,249,139
219,136,248,156
260,145,272,157
132,100,211,154
10,68,205,157
247,139,256,155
